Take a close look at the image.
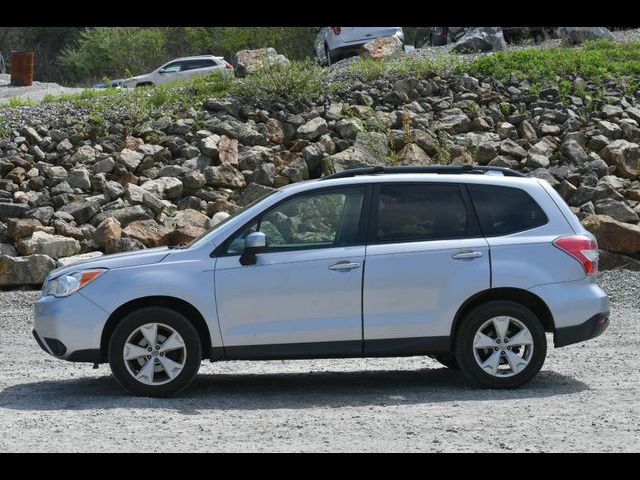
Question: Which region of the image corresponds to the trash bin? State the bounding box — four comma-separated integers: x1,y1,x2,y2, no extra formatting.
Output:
11,51,34,87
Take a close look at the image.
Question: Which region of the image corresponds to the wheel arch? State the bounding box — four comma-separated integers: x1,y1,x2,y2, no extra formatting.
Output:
450,287,555,349
100,296,212,362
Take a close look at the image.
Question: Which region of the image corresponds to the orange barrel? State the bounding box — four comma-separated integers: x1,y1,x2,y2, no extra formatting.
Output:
10,52,34,87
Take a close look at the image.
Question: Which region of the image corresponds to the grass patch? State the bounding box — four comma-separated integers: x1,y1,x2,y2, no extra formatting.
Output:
460,39,640,85
347,54,461,81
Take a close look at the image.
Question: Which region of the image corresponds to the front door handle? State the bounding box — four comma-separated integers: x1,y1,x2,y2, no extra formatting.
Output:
452,251,484,260
328,261,361,271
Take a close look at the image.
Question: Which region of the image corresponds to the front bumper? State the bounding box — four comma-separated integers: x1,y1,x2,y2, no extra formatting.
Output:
33,292,110,362
554,312,610,348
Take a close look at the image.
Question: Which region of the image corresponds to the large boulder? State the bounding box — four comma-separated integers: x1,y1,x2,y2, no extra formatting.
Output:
232,48,289,78
557,27,613,45
582,215,640,255
16,231,81,260
140,177,183,200
94,217,122,249
452,27,506,53
0,202,30,221
123,220,173,247
600,140,639,179
359,35,404,60
59,200,101,225
0,254,57,286
323,131,391,174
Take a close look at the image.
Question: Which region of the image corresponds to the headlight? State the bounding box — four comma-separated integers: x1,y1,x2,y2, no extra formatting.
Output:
43,269,107,298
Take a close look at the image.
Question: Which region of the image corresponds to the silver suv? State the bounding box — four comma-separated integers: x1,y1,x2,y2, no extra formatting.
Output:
33,165,610,397
315,27,404,66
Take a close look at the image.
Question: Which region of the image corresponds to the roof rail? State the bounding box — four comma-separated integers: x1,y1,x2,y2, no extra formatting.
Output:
320,165,527,180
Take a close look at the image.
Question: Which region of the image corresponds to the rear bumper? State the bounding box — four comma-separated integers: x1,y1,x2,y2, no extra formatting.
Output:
554,312,609,348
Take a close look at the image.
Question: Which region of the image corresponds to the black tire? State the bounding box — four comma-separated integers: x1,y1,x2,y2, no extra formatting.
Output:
430,352,460,370
325,44,333,66
108,306,202,397
455,301,547,389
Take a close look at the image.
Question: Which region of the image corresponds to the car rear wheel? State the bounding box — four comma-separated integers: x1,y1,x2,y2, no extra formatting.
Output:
455,301,547,389
108,307,202,397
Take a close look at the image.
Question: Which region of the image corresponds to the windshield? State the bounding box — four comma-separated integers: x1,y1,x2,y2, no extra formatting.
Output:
184,189,279,249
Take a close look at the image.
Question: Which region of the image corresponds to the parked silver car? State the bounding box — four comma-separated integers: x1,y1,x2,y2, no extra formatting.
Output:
120,55,234,88
34,165,609,397
315,27,404,66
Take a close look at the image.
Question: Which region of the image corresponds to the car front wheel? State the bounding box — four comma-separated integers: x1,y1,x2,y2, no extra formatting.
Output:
455,301,547,389
108,307,202,397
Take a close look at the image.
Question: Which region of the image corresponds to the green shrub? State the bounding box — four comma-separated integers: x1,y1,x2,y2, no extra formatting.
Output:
233,60,327,102
348,54,461,81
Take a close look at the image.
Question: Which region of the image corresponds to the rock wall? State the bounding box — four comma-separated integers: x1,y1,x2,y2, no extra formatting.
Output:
2,69,640,285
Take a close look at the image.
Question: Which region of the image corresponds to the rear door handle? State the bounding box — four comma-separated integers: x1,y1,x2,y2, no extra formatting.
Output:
329,261,361,271
452,251,484,260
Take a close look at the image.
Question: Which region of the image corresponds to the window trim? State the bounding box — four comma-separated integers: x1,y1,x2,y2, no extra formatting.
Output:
366,182,481,245
213,184,373,257
466,184,549,237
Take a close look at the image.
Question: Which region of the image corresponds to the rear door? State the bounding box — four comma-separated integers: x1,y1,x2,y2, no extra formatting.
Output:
362,182,490,352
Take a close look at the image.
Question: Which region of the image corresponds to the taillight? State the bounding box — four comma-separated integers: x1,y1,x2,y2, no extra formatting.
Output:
331,27,341,35
225,63,234,70
553,235,599,275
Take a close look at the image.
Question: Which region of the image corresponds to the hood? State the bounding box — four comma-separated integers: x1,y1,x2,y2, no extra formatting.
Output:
48,247,171,279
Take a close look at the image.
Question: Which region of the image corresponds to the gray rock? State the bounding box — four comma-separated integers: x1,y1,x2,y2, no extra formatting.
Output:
59,200,101,224
204,164,246,189
359,35,404,60
283,158,309,183
594,198,640,224
232,47,289,78
297,117,328,141
0,254,57,286
91,205,152,228
117,148,144,171
141,177,183,200
199,135,220,159
71,145,96,164
16,231,81,259
452,27,506,53
334,118,364,140
235,183,276,207
0,202,30,221
557,27,613,45
561,139,590,163
67,168,91,190
254,163,276,187
93,157,115,174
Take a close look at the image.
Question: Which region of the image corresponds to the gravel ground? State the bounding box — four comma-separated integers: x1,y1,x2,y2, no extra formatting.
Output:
0,73,85,106
0,270,638,452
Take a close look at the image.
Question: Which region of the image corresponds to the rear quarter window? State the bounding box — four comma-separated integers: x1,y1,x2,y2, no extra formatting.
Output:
467,184,548,236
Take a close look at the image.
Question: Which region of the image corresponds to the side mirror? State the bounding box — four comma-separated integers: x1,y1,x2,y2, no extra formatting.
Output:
239,232,266,266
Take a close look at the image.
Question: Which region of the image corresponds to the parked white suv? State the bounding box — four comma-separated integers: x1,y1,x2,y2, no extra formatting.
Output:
121,55,234,88
34,165,609,397
315,27,404,66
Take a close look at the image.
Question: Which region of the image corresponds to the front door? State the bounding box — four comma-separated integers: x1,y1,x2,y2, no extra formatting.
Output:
214,186,368,357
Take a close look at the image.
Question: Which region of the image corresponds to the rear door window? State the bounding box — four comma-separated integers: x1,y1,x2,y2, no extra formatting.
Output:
373,184,471,243
467,184,548,236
